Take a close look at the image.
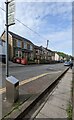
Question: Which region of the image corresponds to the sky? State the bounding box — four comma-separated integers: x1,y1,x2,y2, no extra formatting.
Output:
0,0,73,55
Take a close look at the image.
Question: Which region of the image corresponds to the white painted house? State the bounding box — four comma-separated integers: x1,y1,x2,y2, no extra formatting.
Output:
55,53,60,61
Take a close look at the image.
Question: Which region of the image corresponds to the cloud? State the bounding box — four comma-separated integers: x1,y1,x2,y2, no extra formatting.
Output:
0,1,72,55
10,2,72,55
15,0,73,2
43,27,72,54
0,1,5,36
12,2,72,36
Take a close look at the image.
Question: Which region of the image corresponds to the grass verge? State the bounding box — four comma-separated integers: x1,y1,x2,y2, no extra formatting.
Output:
66,102,72,120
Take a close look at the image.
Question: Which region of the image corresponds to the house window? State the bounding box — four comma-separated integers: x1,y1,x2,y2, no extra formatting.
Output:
24,42,27,49
17,40,21,47
30,45,33,50
0,40,5,46
15,50,22,57
36,51,38,53
27,44,30,50
18,50,22,57
15,50,18,57
0,40,2,46
49,52,51,55
2,41,5,46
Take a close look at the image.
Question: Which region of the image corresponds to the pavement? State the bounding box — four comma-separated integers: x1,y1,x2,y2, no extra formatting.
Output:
0,61,25,67
72,67,74,120
0,66,70,120
35,69,72,119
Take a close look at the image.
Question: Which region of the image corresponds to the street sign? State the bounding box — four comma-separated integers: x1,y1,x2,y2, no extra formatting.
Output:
8,1,15,14
8,0,14,2
8,0,15,25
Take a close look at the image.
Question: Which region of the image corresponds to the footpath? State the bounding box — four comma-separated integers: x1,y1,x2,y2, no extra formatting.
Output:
35,69,72,119
0,61,25,67
1,67,72,120
72,67,74,120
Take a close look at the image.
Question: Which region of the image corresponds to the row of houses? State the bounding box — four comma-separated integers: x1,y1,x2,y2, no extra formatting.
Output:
0,31,66,63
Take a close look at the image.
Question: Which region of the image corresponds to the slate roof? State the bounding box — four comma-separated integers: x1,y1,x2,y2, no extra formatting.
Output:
34,45,42,50
9,31,34,45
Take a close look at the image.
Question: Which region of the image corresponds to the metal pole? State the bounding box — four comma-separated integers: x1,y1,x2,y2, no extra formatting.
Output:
47,40,49,49
5,0,9,77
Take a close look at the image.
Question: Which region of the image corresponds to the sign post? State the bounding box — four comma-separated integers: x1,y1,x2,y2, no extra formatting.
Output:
5,0,15,77
5,0,9,77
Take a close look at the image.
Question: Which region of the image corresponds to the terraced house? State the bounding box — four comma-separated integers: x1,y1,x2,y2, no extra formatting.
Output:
34,45,43,60
1,31,57,64
34,45,55,63
1,31,34,61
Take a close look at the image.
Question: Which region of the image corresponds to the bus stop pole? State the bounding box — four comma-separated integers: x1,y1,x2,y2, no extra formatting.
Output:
5,0,9,77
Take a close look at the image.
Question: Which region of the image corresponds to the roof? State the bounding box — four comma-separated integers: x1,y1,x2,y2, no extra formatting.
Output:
34,45,55,54
0,38,5,42
45,48,54,53
41,46,54,53
34,45,42,50
8,31,34,45
1,30,34,45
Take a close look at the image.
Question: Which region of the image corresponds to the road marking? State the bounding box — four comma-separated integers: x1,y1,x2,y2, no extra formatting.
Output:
0,88,6,94
19,71,61,86
0,71,61,95
0,72,49,95
19,72,49,86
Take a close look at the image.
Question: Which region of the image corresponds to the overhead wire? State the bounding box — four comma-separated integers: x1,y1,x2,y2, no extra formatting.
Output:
0,6,58,51
15,18,45,40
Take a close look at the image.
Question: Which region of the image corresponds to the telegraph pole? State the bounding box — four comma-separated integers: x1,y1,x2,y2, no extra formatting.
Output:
5,0,9,77
46,40,49,49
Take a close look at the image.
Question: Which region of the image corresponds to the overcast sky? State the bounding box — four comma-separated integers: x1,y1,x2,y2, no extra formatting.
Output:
0,0,73,55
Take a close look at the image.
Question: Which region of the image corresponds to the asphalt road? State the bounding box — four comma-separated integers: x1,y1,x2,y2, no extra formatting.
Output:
0,63,68,88
1,63,69,119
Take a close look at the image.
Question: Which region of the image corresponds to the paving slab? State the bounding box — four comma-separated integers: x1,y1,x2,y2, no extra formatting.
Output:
72,67,74,120
47,97,68,110
36,69,72,119
38,103,67,118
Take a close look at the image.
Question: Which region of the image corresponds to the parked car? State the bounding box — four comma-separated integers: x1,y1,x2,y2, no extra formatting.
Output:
60,60,64,63
64,61,71,66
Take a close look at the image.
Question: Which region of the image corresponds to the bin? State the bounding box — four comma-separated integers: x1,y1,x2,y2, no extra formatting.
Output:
6,76,19,103
16,58,21,64
21,58,27,65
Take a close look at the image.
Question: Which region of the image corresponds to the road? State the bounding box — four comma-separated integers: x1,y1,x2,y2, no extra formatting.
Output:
0,63,69,119
0,63,68,88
